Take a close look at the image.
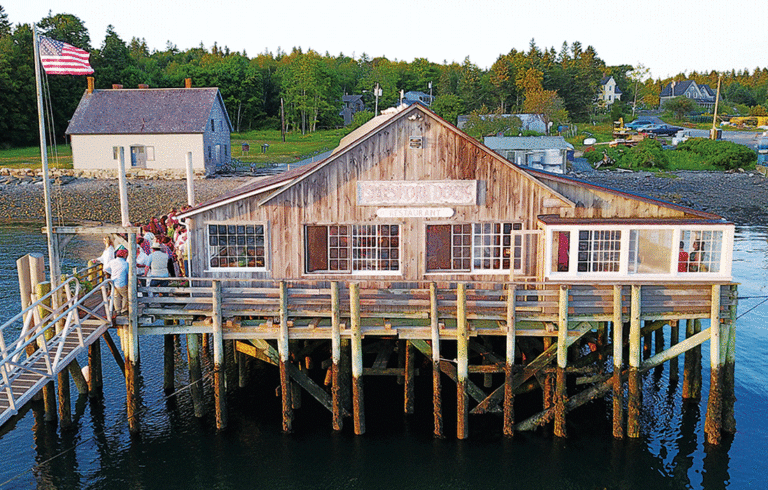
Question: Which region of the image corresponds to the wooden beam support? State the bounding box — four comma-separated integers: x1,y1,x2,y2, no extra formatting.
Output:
612,285,624,439
331,282,343,431
669,320,680,382
456,283,469,440
554,285,568,438
278,281,293,432
627,285,641,439
88,337,103,398
705,284,722,445
430,283,443,438
504,284,516,437
187,333,205,418
404,340,415,414
723,284,738,434
212,280,227,430
350,283,365,435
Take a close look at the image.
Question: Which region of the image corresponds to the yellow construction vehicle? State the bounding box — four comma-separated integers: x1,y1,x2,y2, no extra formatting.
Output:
726,116,768,128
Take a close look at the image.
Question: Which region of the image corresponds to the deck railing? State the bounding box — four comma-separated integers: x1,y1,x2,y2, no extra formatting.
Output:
136,278,736,328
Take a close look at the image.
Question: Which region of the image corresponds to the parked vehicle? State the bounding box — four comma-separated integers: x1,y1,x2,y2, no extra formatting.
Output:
672,129,692,146
625,119,654,130
640,124,681,136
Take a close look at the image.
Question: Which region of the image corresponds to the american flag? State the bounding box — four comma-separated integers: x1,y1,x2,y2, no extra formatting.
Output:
39,36,94,75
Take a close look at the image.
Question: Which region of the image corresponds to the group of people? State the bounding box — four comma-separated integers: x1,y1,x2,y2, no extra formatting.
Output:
97,207,191,316
678,240,707,272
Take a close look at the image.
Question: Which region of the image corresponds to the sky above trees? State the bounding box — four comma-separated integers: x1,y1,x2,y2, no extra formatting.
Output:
3,0,766,80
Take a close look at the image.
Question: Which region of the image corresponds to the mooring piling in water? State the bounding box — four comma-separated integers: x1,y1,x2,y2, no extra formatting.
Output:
212,280,227,430
350,283,365,435
722,284,738,434
627,285,642,439
456,283,469,440
612,285,624,439
429,283,444,439
503,284,516,438
669,320,680,382
278,281,293,432
331,282,343,431
554,285,569,438
705,285,723,445
187,333,204,418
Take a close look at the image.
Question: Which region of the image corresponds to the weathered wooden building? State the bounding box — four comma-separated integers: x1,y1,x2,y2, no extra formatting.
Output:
180,103,733,285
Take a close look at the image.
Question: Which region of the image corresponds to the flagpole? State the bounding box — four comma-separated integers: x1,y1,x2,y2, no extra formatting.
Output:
32,25,61,287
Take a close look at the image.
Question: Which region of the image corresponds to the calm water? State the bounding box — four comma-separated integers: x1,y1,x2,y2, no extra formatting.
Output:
0,224,766,489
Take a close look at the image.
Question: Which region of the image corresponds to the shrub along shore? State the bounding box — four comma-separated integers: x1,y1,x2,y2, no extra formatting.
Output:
0,170,765,227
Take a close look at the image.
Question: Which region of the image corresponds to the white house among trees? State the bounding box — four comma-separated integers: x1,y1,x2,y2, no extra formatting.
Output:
66,78,232,174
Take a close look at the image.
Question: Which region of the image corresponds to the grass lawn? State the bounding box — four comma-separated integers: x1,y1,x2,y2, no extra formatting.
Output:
0,145,73,169
230,129,348,166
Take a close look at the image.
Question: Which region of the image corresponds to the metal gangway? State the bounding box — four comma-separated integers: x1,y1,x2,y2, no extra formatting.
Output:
0,276,114,427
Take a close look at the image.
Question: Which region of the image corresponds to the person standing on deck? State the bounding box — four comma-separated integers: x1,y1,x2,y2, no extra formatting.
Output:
103,249,129,316
97,235,115,265
147,241,170,289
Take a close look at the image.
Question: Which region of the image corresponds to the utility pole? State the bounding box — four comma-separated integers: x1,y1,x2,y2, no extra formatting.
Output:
374,83,381,116
280,98,285,143
711,75,722,140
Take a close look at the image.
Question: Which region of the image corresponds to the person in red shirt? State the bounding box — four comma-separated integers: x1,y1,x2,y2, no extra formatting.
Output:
678,241,689,272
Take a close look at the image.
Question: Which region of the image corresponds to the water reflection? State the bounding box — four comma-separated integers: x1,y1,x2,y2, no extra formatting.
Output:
0,226,766,489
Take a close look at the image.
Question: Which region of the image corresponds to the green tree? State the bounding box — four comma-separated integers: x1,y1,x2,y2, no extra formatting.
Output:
431,94,464,125
462,106,521,141
0,5,11,37
664,96,701,120
93,25,134,87
626,63,650,114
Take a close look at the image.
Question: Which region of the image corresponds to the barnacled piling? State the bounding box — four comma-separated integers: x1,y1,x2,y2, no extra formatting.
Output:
430,283,444,439
187,333,205,418
350,283,365,435
612,285,624,439
456,283,469,440
627,285,641,438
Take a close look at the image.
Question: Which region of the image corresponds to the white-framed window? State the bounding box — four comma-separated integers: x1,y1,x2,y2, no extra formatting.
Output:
305,224,400,274
546,224,732,280
207,223,266,270
112,146,119,160
426,222,523,273
145,146,155,161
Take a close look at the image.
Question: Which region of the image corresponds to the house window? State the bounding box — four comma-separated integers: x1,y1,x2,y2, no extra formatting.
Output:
551,231,570,272
577,230,621,272
145,146,155,161
207,224,266,269
113,147,119,160
305,224,399,274
426,223,522,272
679,230,722,273
208,146,212,160
629,229,673,274
211,119,215,132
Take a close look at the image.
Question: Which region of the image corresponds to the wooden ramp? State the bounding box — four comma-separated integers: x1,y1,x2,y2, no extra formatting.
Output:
0,278,113,427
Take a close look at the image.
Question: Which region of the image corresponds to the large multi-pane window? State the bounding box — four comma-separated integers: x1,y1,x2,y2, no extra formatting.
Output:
577,230,621,272
208,224,266,269
426,222,523,273
629,229,673,274
679,230,722,273
306,224,399,274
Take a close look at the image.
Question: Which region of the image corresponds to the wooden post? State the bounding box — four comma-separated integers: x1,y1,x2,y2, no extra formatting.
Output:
117,147,130,226
643,326,652,359
404,340,415,414
331,282,343,431
612,285,624,439
278,281,293,432
654,323,664,356
185,151,195,206
163,335,175,393
456,283,469,440
187,334,205,417
722,285,737,434
627,285,642,438
669,320,680,382
212,280,227,430
705,285,722,445
554,285,568,438
430,283,443,438
35,281,56,423
57,365,71,429
88,337,103,397
683,319,703,400
126,231,140,434
238,351,248,388
350,283,365,435
504,284,516,437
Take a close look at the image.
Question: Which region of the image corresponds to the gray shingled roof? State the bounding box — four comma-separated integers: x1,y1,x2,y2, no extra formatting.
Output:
484,136,574,151
66,88,229,135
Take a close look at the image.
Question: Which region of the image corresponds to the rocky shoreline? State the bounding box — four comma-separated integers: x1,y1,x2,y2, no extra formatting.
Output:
0,170,766,226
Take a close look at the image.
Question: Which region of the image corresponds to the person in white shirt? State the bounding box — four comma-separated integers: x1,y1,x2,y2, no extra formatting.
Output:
97,235,115,266
103,249,129,316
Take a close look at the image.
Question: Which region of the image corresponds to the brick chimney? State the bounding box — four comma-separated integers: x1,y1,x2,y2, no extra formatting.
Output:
112,84,123,89
138,84,149,89
87,76,94,94
185,78,192,89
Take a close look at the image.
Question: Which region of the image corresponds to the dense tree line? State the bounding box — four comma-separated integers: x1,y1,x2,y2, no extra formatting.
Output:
1,7,767,149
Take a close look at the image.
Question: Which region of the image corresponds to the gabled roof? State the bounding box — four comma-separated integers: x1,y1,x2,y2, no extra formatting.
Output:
66,87,233,135
342,94,363,103
484,136,573,151
660,80,695,98
180,103,574,218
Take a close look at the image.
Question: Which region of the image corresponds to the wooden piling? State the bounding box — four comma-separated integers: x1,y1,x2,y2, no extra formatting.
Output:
627,285,642,438
35,281,56,423
212,280,227,430
331,282,343,431
88,337,103,397
612,285,624,439
683,319,703,400
57,368,71,429
126,233,140,434
456,283,469,440
404,340,415,414
187,333,205,418
503,284,516,437
238,351,248,388
722,285,737,434
430,283,443,438
705,285,722,445
278,281,293,432
163,335,175,393
554,285,568,438
643,327,652,359
654,323,664,356
669,320,680,382
350,283,365,435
